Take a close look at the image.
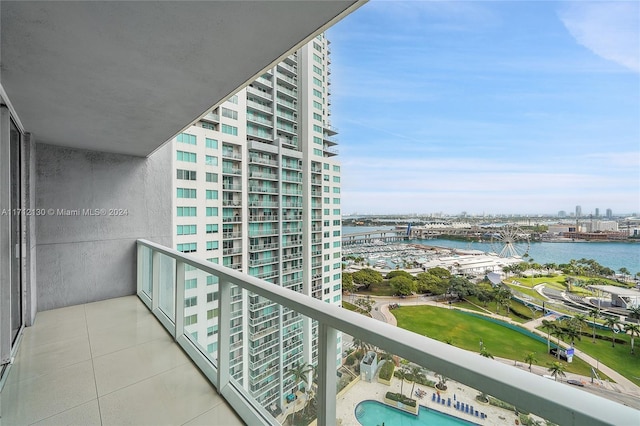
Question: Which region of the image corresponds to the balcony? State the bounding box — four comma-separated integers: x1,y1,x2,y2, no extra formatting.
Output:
0,296,243,425
132,239,639,426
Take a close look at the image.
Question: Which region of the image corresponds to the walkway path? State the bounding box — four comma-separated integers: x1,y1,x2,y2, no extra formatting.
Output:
356,293,640,407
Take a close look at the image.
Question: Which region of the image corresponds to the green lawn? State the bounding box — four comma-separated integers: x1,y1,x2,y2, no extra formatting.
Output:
392,305,597,377
537,326,640,387
356,279,397,296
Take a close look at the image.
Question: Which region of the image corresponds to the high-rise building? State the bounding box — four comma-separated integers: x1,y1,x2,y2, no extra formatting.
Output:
595,208,600,218
575,205,582,218
171,34,341,410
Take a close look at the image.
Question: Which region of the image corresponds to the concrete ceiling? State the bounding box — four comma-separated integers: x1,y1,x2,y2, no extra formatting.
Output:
1,1,362,157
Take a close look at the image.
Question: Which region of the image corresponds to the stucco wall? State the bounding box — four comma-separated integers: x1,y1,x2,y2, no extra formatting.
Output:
34,143,172,311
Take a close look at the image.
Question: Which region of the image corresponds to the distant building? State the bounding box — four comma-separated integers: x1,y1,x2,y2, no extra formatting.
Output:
595,208,600,218
606,208,613,219
575,205,582,218
558,210,566,218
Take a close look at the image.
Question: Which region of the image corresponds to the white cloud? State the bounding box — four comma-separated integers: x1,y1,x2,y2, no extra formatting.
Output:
558,1,640,72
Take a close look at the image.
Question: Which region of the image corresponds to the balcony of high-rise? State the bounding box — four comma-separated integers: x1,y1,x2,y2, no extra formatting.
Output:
2,1,639,426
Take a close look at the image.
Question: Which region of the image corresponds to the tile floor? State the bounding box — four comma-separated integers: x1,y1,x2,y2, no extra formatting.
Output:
0,296,245,425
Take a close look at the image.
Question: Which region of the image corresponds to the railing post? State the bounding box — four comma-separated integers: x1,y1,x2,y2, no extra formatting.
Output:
317,322,337,426
217,279,231,392
174,261,185,342
151,250,161,312
136,242,143,295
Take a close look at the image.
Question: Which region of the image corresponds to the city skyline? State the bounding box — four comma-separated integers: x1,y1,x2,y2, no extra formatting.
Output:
327,0,639,215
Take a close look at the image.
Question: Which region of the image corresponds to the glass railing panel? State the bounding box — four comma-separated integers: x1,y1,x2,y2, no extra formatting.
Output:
230,293,318,426
139,245,153,297
181,266,220,366
157,252,176,321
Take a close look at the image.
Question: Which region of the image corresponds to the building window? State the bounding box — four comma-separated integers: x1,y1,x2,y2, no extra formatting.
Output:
333,176,340,183
206,190,218,200
207,258,219,264
185,278,197,290
313,89,322,99
227,95,238,104
333,230,340,237
314,148,322,156
177,133,197,145
207,275,218,286
185,296,197,308
206,172,218,183
313,101,322,110
313,136,322,145
313,77,322,87
221,124,238,136
206,138,218,149
205,155,218,166
206,241,219,251
313,124,322,133
207,293,218,303
333,284,341,291
333,209,340,215
313,53,322,64
206,224,219,234
313,65,322,75
177,206,197,217
184,314,198,326
333,295,341,303
333,241,341,248
333,187,340,194
333,198,340,204
206,207,218,217
222,107,238,120
177,150,196,162
333,220,340,226
207,308,219,320
333,165,341,172
176,169,196,180
313,113,322,121
177,225,197,235
323,197,330,204
177,243,197,253
177,188,197,199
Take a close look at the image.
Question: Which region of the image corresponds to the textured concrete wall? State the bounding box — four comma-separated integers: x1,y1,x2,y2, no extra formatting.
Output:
35,143,172,311
24,133,37,325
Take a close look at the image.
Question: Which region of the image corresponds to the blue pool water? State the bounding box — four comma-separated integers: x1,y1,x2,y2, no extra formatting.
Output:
355,400,477,426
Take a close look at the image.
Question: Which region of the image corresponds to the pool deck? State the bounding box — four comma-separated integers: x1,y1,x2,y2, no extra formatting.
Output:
337,372,530,426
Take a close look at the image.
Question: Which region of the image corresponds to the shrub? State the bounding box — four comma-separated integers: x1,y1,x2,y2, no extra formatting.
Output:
345,354,356,366
379,361,395,381
385,392,416,407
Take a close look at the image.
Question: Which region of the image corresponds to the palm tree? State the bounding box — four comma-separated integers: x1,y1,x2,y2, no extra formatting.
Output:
547,362,567,382
436,374,448,391
524,352,538,372
628,306,640,321
396,367,409,396
589,308,600,343
571,313,588,334
550,326,565,359
624,323,640,354
286,361,312,423
604,317,622,347
410,366,425,396
562,325,581,347
541,319,556,354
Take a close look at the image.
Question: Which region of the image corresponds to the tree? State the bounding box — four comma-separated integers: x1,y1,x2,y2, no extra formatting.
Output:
386,270,413,280
428,267,451,280
547,362,567,382
624,322,640,354
410,366,425,396
286,361,312,423
619,267,630,282
416,272,448,295
541,319,556,354
628,306,640,321
589,308,600,343
396,367,409,396
354,297,374,315
562,326,581,346
341,272,354,293
570,313,588,334
436,374,448,391
352,337,374,354
550,326,565,359
493,286,512,315
352,268,383,289
448,276,476,300
390,275,416,296
524,352,538,372
604,317,622,347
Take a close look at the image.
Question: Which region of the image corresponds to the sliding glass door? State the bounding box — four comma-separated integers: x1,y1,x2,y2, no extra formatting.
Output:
9,119,22,344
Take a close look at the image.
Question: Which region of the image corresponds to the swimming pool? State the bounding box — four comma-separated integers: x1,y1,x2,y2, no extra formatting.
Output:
355,400,477,426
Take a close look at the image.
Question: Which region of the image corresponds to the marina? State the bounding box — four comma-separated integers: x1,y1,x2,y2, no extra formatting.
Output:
343,227,640,273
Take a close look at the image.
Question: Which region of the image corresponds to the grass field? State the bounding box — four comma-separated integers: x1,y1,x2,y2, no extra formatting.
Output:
392,305,599,378
538,326,640,387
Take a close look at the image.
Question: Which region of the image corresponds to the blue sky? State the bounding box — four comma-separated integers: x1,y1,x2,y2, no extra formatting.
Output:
326,0,639,216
